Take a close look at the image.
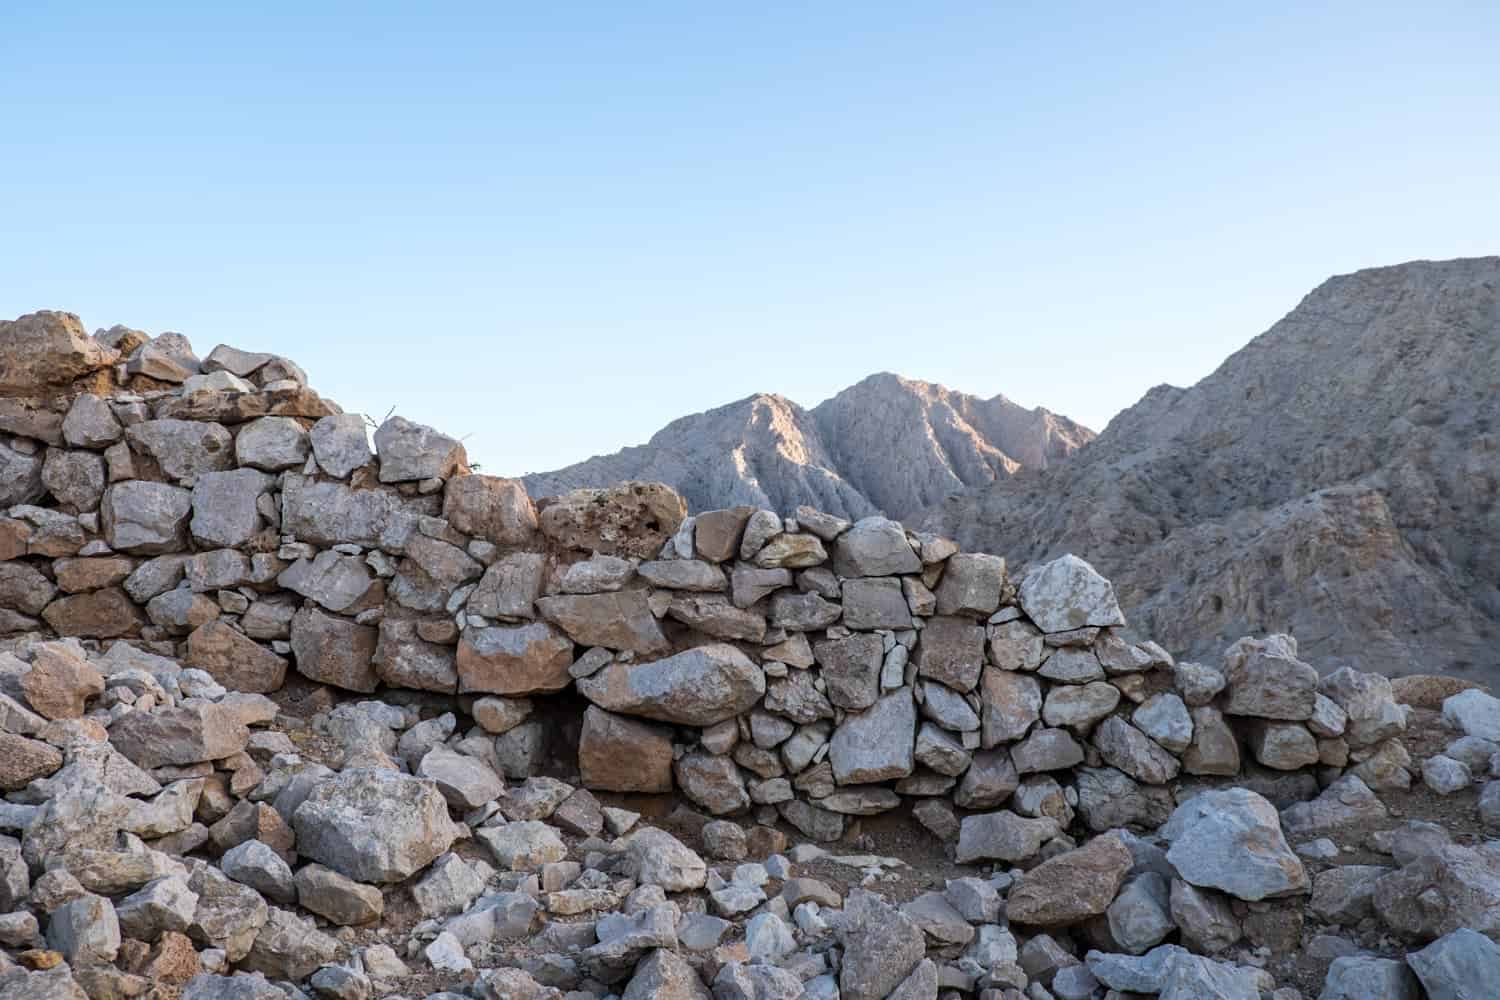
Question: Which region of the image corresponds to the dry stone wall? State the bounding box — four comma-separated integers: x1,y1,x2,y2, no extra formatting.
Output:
0,312,1413,845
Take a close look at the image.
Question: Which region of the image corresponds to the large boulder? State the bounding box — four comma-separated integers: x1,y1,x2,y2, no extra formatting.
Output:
1160,788,1307,901
190,469,272,548
125,420,234,483
839,888,926,1000
536,591,670,655
292,768,462,883
829,687,916,784
0,311,116,393
373,415,467,483
1016,554,1124,633
308,413,372,478
185,621,288,693
290,606,379,692
1007,831,1133,926
578,706,674,793
103,481,193,554
109,704,250,769
537,482,687,559
1221,634,1317,720
1408,928,1500,998
577,644,764,726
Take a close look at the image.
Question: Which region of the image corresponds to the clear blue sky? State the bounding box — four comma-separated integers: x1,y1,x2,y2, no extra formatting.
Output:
4,3,1497,475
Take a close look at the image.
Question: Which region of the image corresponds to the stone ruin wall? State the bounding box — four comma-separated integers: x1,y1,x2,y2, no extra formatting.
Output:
0,310,1395,846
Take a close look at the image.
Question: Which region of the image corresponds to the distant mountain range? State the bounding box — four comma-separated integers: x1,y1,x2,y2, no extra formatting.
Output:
924,257,1500,682
524,257,1500,683
522,373,1094,522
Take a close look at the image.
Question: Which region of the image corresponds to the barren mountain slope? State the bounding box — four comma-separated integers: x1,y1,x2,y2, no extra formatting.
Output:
925,256,1500,681
522,373,1094,521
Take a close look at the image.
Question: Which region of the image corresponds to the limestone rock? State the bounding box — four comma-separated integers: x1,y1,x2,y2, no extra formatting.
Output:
1161,788,1308,901
457,622,573,695
103,481,193,554
292,768,461,883
0,311,116,394
829,687,916,784
289,606,379,692
1222,634,1317,720
536,591,669,655
109,704,249,768
955,810,1058,864
839,888,926,1000
536,482,686,559
578,706,674,792
577,643,764,725
1017,554,1124,633
373,415,466,483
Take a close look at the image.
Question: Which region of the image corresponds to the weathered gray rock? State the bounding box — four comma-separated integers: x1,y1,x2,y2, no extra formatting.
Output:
1162,788,1308,901
675,751,750,815
842,576,914,630
374,415,466,483
280,473,437,552
418,746,504,809
623,827,706,891
1108,872,1174,954
46,893,120,965
277,550,375,612
1170,879,1241,954
1037,646,1105,683
1222,634,1317,720
309,413,373,478
295,862,383,925
955,810,1058,864
577,643,764,725
980,667,1042,745
833,517,920,577
240,905,339,980
624,947,712,1000
1017,554,1124,633
1012,726,1085,774
373,617,457,691
235,416,309,470
220,839,296,904
1075,765,1173,831
1408,928,1500,1000
1319,956,1420,1000
1134,692,1194,752
189,468,272,548
115,875,198,941
1042,680,1120,731
292,768,461,883
814,633,884,710
1443,689,1500,741
289,605,378,692
917,615,986,691
1310,864,1390,925
1282,775,1390,838
840,888,926,1000
126,419,233,483
41,449,105,510
62,392,123,448
109,703,250,768
1376,843,1500,941
103,481,193,553
934,552,1005,616
1007,831,1132,925
830,687,916,784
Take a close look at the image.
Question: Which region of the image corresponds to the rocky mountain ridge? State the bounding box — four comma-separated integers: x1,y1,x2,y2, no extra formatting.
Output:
923,256,1500,684
521,373,1094,523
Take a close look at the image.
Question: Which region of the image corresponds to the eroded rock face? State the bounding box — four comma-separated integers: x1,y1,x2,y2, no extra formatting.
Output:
536,482,687,559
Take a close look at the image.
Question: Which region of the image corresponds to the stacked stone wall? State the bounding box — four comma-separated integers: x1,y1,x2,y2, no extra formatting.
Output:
0,312,1400,846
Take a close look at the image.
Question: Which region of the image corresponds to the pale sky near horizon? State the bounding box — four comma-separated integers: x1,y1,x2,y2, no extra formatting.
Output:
3,3,1497,475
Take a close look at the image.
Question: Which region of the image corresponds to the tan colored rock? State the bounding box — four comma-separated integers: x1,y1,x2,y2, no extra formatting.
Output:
444,473,539,546
186,621,288,693
53,557,134,594
1006,831,1133,925
0,311,117,394
21,643,104,719
457,623,573,695
41,587,146,638
578,707,674,792
109,704,250,769
694,507,755,562
536,591,669,655
536,482,687,559
0,732,64,790
1390,674,1484,708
